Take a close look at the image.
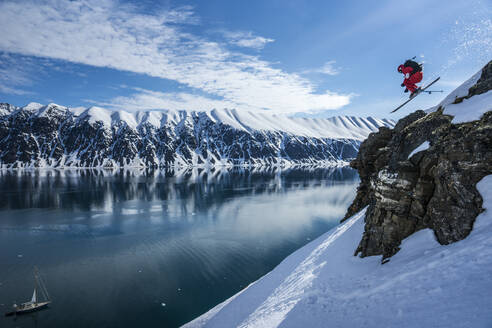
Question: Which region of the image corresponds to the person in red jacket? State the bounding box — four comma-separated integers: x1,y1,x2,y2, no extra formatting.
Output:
398,62,423,97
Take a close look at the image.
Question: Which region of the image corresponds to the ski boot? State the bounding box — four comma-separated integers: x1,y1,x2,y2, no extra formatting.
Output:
409,87,422,99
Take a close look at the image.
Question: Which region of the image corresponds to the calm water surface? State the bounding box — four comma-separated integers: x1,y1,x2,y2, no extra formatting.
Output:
0,167,358,328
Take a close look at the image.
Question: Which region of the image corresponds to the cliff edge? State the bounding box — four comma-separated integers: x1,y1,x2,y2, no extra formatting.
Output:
344,60,492,260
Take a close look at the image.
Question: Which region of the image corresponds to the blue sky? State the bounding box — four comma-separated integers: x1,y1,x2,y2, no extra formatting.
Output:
0,0,491,119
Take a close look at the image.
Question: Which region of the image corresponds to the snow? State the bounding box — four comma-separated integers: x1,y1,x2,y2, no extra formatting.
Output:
0,104,13,116
161,109,186,126
112,110,138,129
184,175,492,328
22,102,44,111
70,106,88,116
444,90,492,124
80,106,113,126
138,111,163,128
437,70,482,109
16,102,394,139
426,68,491,124
36,103,67,117
206,108,392,140
407,141,430,158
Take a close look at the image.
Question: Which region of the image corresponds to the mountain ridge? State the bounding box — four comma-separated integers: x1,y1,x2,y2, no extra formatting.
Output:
0,103,394,168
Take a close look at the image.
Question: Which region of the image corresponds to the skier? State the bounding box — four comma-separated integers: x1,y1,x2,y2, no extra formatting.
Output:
397,59,423,98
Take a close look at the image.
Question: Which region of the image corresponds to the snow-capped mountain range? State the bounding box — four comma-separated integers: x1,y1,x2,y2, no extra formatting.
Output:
0,103,394,168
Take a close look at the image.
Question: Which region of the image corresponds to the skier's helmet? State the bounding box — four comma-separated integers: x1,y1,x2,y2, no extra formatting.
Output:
397,65,404,73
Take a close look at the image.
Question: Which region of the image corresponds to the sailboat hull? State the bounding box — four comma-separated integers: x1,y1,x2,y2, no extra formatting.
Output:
4,301,50,316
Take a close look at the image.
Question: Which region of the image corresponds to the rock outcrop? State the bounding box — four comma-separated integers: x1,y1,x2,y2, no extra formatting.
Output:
344,60,492,260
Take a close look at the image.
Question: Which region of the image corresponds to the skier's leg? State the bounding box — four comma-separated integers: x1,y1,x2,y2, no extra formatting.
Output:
406,72,423,92
412,71,423,84
403,80,417,93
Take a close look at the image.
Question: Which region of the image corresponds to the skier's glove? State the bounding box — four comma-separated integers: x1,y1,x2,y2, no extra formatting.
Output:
401,83,405,87
404,88,409,93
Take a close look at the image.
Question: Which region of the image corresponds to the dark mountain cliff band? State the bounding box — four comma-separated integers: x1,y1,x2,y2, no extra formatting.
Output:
0,106,391,168
344,60,492,261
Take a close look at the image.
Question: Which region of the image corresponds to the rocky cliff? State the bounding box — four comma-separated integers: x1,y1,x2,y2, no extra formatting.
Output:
0,105,393,168
344,60,492,261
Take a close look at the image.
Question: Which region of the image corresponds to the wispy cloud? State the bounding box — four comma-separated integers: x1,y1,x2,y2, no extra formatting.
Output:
0,85,34,96
0,54,36,95
92,88,239,112
222,31,274,50
0,0,350,113
0,67,30,86
304,61,341,76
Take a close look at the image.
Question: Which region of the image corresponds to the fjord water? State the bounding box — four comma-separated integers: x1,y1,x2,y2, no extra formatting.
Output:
0,167,358,328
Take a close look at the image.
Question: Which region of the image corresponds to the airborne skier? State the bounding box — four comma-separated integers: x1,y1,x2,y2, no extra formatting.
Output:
397,59,423,98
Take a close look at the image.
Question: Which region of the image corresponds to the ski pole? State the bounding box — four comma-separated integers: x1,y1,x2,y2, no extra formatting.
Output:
421,90,443,94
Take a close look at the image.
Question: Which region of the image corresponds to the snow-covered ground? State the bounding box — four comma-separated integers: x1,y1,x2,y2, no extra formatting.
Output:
184,175,492,328
427,68,492,123
444,90,492,124
408,141,430,158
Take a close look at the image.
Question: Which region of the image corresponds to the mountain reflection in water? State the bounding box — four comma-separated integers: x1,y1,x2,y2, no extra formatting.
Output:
0,166,358,328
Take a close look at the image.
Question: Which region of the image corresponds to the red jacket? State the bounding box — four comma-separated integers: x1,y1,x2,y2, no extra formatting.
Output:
401,66,415,80
401,66,423,86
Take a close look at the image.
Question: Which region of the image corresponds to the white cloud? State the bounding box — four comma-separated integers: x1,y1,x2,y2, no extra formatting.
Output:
302,61,341,76
0,67,30,86
222,31,274,50
0,85,34,95
0,0,351,114
317,61,341,75
93,87,350,114
93,88,240,112
0,55,36,95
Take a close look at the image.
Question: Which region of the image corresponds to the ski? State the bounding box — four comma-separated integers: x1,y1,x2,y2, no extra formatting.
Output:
391,77,441,113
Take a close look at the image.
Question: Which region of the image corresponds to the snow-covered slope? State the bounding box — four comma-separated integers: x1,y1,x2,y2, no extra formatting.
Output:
0,103,394,168
184,175,492,328
427,67,492,123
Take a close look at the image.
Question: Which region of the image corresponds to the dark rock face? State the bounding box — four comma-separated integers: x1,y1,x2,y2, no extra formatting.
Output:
468,60,492,98
0,105,386,168
344,60,492,260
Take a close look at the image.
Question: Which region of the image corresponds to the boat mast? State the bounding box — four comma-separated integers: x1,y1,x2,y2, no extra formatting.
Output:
33,266,50,302
31,288,37,303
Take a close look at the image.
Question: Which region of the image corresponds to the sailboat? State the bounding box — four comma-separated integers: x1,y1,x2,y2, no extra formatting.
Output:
5,266,51,316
